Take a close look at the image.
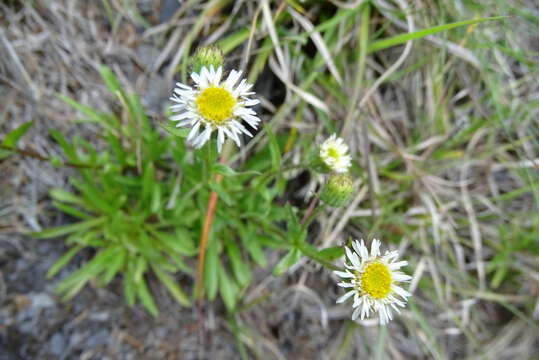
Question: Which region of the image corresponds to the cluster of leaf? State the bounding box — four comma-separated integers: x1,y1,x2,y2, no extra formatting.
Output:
15,65,332,315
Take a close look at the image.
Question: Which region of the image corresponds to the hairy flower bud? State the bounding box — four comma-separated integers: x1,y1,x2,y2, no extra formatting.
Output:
190,45,224,74
320,174,354,207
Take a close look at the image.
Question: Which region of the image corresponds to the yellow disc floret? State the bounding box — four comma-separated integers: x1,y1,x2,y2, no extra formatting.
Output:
327,147,340,160
360,262,392,299
195,86,236,125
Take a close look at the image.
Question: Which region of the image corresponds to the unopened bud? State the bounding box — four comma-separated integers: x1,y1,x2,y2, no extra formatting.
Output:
190,45,224,74
320,174,354,208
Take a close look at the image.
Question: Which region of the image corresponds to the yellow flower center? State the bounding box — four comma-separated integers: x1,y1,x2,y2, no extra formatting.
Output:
327,147,340,160
195,86,236,125
360,262,392,299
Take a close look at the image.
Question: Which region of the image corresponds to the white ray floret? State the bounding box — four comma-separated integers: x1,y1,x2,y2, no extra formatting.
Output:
334,239,412,325
169,66,261,153
320,134,352,173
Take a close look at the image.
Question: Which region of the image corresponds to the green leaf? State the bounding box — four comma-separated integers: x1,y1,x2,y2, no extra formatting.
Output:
136,276,159,317
298,242,341,271
133,256,148,284
204,238,219,301
212,163,261,177
100,249,126,285
151,229,197,256
49,129,78,163
160,121,190,138
272,248,301,276
52,201,91,220
56,247,117,299
368,16,507,54
218,263,237,312
0,149,13,160
264,124,282,171
317,246,344,261
240,229,267,267
225,239,252,288
217,28,250,54
56,94,118,131
209,181,234,206
32,217,106,239
212,163,237,176
152,265,191,307
98,65,123,97
1,122,33,147
50,188,84,205
46,245,84,278
142,162,155,203
124,262,136,306
151,184,161,214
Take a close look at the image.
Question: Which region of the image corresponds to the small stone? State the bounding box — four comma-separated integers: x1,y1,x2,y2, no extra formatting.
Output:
29,293,55,309
86,329,110,348
50,333,66,356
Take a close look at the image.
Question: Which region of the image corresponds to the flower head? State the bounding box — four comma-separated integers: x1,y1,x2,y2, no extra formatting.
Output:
335,239,411,325
170,66,260,152
319,134,352,173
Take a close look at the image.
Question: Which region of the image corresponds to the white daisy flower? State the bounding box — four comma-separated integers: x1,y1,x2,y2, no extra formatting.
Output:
334,239,411,325
319,134,352,173
169,66,261,153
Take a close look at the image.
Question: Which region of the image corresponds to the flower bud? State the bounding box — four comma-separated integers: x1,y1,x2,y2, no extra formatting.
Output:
190,45,224,74
320,174,354,207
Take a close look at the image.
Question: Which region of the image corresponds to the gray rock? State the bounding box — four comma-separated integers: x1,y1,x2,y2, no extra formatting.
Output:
29,293,55,309
50,332,66,356
85,329,110,348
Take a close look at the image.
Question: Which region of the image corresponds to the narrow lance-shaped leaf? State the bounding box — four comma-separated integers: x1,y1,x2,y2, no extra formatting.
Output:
1,121,33,147
32,217,107,239
272,248,301,276
136,276,159,317
204,237,219,301
152,265,191,307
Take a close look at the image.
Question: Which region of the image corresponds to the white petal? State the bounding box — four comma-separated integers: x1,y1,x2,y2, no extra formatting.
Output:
170,104,186,111
187,121,201,141
392,272,412,282
351,306,361,321
193,126,212,149
230,120,253,137
200,67,210,88
217,128,225,153
175,119,193,128
215,66,223,83
345,246,361,269
371,239,381,257
337,282,354,288
389,261,408,270
358,240,369,260
170,112,193,121
243,98,260,106
222,126,240,147
225,69,242,89
336,290,355,304
352,240,363,258
334,270,354,279
392,285,411,299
